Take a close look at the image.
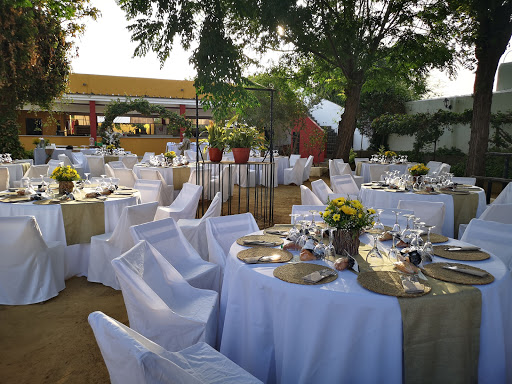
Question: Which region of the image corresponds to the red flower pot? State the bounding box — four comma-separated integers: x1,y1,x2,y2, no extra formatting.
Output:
209,147,223,162
232,148,251,164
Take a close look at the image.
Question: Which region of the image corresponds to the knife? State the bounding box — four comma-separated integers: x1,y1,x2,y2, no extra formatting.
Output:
442,265,488,277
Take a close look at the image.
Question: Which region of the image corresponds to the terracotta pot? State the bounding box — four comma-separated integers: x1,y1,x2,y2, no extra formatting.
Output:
232,147,251,164
332,229,361,257
59,180,74,195
209,147,223,162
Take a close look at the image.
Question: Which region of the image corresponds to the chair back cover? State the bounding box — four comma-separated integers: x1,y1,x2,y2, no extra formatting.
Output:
354,158,369,166
86,155,106,177
205,213,259,269
397,200,445,235
372,208,414,229
451,177,476,186
331,174,360,196
300,185,324,205
112,168,138,188
155,182,203,221
302,155,314,182
109,161,127,169
291,205,327,223
478,203,512,224
72,152,89,171
426,161,442,174
188,168,212,196
112,240,218,351
134,179,165,205
25,164,50,178
369,164,390,181
328,159,338,179
104,163,116,178
336,162,353,176
311,179,334,204
58,154,73,167
0,167,9,190
289,154,300,168
493,182,512,204
284,157,307,185
141,152,155,163
121,156,139,169
185,149,197,162
139,169,174,205
0,216,65,304
438,163,451,174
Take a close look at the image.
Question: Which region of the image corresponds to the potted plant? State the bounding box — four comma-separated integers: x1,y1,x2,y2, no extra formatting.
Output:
202,122,226,162
226,124,265,164
51,165,80,194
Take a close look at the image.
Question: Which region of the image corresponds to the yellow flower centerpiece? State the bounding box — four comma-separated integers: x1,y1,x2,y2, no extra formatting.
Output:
408,163,429,177
164,151,176,160
51,165,80,194
384,150,396,158
321,197,376,256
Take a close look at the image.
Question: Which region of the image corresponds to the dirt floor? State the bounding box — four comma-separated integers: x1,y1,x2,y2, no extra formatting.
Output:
0,174,327,384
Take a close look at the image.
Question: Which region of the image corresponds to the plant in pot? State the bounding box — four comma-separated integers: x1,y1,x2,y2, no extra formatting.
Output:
226,124,265,164
201,122,226,162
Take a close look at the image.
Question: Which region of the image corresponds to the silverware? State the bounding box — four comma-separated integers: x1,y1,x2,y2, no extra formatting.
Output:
444,246,481,252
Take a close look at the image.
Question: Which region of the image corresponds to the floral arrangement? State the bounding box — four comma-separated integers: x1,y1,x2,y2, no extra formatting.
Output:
164,151,176,160
384,150,396,158
106,144,116,150
51,165,81,182
408,163,429,176
320,197,375,232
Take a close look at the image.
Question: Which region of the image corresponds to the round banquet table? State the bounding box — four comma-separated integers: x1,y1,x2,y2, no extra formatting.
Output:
133,163,192,190
219,232,512,384
0,190,140,278
356,162,416,183
359,185,487,238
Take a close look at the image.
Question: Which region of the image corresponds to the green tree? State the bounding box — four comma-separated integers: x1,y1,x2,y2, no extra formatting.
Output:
0,1,98,157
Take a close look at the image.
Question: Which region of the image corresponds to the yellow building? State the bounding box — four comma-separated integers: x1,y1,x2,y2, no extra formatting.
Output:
18,74,212,154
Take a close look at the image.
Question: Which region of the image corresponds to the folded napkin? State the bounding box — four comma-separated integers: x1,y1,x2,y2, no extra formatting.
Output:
243,255,282,264
243,240,278,246
303,268,337,283
442,265,488,277
401,278,425,294
265,230,288,236
445,246,480,252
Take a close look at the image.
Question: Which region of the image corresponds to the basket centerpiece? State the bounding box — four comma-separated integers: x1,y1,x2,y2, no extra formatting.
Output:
51,165,81,194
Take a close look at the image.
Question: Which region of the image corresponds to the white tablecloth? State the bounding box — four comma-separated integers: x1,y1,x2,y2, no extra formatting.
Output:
133,164,192,190
275,157,289,185
359,186,486,238
358,162,416,183
220,232,512,384
0,193,139,278
0,163,30,187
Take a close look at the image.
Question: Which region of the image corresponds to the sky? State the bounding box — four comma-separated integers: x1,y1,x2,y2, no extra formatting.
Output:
71,0,512,99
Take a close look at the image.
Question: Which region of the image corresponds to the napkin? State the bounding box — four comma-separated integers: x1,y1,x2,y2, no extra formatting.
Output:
445,246,481,252
442,265,488,277
401,278,425,293
303,268,337,283
265,230,288,236
243,240,278,246
243,255,281,264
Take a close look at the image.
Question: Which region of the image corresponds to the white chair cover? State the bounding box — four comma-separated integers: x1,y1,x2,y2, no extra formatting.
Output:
331,174,360,197
178,192,222,261
0,167,9,190
479,203,512,224
311,179,333,204
121,156,139,169
452,177,476,186
24,164,50,178
72,152,89,173
461,219,512,270
397,200,445,235
438,163,451,174
209,166,232,201
0,216,65,305
112,241,218,352
109,161,127,169
289,154,300,168
205,213,259,270
336,162,353,176
130,218,221,292
426,161,442,174
493,182,512,204
58,153,84,178
188,168,211,197
283,157,307,186
88,311,262,384
112,168,138,188
369,164,390,181
328,159,338,179
354,158,369,166
104,163,115,178
134,179,166,206
291,205,326,223
88,202,159,289
141,152,155,163
155,183,203,222
86,155,106,177
185,149,198,162
300,185,324,205
302,155,314,182
139,169,174,206
372,208,414,228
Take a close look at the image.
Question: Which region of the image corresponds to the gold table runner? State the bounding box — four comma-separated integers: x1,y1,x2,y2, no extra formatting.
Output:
447,191,479,238
354,245,481,384
20,162,30,174
173,166,191,189
60,199,105,246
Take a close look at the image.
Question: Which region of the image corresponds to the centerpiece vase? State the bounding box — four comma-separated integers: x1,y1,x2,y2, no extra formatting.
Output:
209,148,223,162
333,229,361,256
59,180,74,194
232,148,251,164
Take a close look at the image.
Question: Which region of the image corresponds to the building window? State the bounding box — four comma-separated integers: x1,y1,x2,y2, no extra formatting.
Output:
26,118,43,135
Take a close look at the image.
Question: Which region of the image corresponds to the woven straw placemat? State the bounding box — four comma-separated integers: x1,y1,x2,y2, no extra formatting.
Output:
0,195,32,203
264,224,294,236
237,248,293,263
414,191,440,195
421,233,448,243
273,263,338,285
357,271,431,298
433,245,490,261
236,234,284,247
441,190,470,195
422,262,494,285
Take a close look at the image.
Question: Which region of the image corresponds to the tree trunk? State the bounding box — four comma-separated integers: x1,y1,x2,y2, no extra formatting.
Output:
334,79,363,161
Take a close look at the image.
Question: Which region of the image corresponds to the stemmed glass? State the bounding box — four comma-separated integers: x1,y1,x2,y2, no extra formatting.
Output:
401,214,415,244
391,210,401,233
100,174,108,190
84,173,91,185
313,227,328,259
324,227,336,260
297,215,309,248
421,225,435,260
410,221,425,250
387,229,401,262
288,214,301,241
367,219,385,265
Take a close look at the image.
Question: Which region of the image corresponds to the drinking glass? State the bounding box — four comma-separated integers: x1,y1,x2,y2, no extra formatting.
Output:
421,225,435,260
324,227,336,260
387,230,401,262
391,210,401,233
84,173,91,185
400,214,415,244
367,220,385,265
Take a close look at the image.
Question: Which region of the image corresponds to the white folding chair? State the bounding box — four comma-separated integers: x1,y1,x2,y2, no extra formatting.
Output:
86,155,106,177
88,311,262,384
112,241,218,352
121,156,139,169
0,167,9,190
133,179,166,206
492,182,512,204
479,203,512,224
452,177,476,186
337,162,363,187
302,155,314,182
330,174,360,198
131,218,221,292
284,157,307,185
461,219,512,270
397,200,446,235
369,164,390,182
111,168,138,188
289,154,300,168
205,213,259,270
300,185,324,205
178,192,222,261
291,205,326,224
311,179,344,204
154,183,203,221
88,202,159,289
139,169,174,206
426,161,442,175
0,216,65,305
141,152,155,163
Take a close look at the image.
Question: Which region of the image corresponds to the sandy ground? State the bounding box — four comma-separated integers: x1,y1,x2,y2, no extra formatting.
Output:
0,175,323,383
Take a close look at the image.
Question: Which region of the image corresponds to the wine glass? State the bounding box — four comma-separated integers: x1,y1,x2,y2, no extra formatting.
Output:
297,216,309,248
391,210,401,233
100,174,108,190
324,227,336,260
387,229,401,262
410,220,425,250
367,220,385,265
400,214,415,244
84,173,91,185
421,224,435,261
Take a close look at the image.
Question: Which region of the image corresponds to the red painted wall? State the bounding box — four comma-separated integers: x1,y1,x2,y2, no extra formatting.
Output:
291,116,326,164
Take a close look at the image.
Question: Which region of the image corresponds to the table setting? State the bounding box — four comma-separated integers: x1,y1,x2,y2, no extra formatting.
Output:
133,154,192,189
219,198,512,384
0,153,31,187
355,153,416,183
